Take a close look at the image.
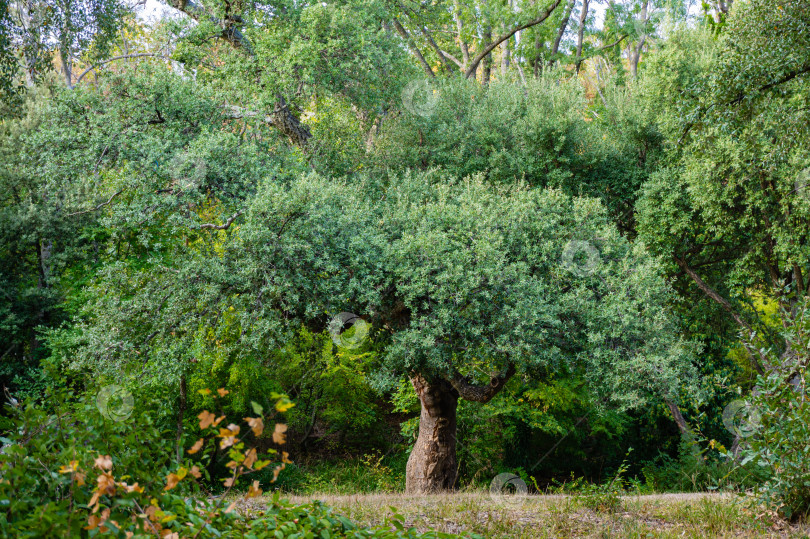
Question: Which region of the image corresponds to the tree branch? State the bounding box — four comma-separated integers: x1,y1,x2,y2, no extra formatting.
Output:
164,1,313,147
673,255,765,375
464,0,562,79
449,363,516,403
76,54,168,84
199,210,243,230
165,0,253,53
67,189,124,217
392,19,434,78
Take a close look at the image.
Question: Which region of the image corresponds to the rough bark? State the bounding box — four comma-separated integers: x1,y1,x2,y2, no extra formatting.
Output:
405,375,459,493
405,364,516,493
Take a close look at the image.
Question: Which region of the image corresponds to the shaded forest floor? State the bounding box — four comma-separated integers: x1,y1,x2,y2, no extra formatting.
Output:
244,492,810,538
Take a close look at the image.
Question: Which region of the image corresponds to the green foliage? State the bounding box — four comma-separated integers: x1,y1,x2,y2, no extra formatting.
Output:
549,452,633,513
733,303,810,521
640,437,760,493
273,453,406,494
372,74,662,231
0,384,457,537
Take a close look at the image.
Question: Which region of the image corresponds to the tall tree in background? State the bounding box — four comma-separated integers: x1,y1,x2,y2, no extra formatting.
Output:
638,0,810,379
3,0,130,88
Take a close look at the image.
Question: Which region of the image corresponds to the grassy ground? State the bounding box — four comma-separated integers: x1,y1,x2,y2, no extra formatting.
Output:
244,491,810,538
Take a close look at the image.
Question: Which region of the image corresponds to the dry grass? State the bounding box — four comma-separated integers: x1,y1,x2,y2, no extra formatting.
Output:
243,491,810,538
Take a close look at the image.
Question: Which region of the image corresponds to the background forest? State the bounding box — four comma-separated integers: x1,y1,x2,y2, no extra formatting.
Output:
1,0,810,537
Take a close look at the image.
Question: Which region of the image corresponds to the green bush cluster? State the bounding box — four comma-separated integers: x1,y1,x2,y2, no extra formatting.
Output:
0,385,467,538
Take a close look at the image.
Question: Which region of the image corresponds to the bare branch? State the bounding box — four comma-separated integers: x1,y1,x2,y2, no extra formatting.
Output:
76,53,168,85
199,210,243,230
67,189,124,217
464,0,562,79
392,19,434,78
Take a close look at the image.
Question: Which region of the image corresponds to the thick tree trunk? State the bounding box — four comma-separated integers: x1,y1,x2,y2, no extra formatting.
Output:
405,375,459,493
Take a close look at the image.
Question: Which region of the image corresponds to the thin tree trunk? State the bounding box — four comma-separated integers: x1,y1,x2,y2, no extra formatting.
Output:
392,19,434,78
630,1,648,78
549,0,576,66
405,375,459,493
176,375,187,464
575,0,589,73
482,25,492,84
534,35,542,77
465,0,561,79
500,0,514,76
673,255,766,375
454,2,470,71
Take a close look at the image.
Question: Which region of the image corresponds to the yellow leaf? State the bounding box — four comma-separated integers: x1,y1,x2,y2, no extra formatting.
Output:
59,460,79,474
164,473,181,491
246,480,262,498
198,410,216,430
275,398,294,412
122,482,143,493
244,416,264,437
188,438,204,454
189,465,202,479
272,423,288,445
244,448,257,469
217,388,230,397
281,451,292,464
198,388,211,396
223,477,235,487
94,454,113,471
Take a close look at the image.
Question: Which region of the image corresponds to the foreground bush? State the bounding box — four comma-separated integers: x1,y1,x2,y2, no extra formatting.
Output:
0,386,464,537
731,302,810,520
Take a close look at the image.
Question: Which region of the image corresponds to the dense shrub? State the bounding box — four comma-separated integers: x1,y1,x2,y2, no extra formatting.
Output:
734,304,810,520
0,385,464,537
